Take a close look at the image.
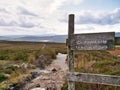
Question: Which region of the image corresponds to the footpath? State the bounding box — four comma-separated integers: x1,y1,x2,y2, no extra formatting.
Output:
24,53,68,90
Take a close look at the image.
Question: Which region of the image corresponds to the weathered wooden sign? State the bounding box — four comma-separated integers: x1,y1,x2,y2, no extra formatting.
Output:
70,32,115,50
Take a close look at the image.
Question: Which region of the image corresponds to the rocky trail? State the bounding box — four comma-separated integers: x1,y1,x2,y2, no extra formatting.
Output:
24,53,68,90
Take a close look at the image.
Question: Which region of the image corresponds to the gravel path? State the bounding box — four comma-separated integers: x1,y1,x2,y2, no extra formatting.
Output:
24,53,68,90
47,53,68,71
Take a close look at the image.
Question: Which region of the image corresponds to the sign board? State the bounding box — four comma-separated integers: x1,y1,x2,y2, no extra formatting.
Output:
70,32,115,50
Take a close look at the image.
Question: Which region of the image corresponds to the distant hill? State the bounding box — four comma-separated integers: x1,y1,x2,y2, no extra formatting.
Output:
11,35,67,43
0,32,120,43
0,35,68,43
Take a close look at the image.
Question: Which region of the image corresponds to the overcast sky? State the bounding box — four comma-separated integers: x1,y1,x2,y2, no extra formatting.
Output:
0,0,120,35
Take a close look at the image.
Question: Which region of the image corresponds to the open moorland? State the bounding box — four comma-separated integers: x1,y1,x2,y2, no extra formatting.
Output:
0,40,66,89
0,40,120,90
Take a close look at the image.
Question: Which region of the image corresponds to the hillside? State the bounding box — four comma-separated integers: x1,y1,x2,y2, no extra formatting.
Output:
0,35,67,43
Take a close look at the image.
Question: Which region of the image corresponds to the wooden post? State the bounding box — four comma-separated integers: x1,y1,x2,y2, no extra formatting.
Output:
68,14,75,90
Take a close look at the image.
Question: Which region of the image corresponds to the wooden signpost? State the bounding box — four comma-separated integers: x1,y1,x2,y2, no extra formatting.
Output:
67,14,120,90
68,14,75,90
70,32,115,50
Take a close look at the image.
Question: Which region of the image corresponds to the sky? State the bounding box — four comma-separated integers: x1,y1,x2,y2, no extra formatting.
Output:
0,0,120,35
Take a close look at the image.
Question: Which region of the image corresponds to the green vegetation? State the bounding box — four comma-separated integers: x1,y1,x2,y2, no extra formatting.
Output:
0,74,7,82
104,70,120,75
0,50,9,60
0,41,67,89
34,49,56,59
5,66,18,74
61,82,68,90
0,49,28,61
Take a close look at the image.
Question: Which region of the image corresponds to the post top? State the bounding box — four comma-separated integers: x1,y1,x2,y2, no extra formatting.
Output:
69,14,74,16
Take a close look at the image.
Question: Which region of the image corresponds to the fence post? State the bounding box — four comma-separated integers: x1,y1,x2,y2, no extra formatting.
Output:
68,14,75,90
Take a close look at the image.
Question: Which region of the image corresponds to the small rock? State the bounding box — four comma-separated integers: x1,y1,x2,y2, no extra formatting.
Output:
52,68,57,72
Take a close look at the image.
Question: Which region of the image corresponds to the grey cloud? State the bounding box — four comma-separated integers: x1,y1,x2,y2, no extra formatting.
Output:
0,8,10,13
0,19,17,26
61,8,120,25
19,22,35,28
0,18,35,28
18,7,38,17
0,7,42,30
77,26,95,31
0,19,9,26
77,8,120,25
